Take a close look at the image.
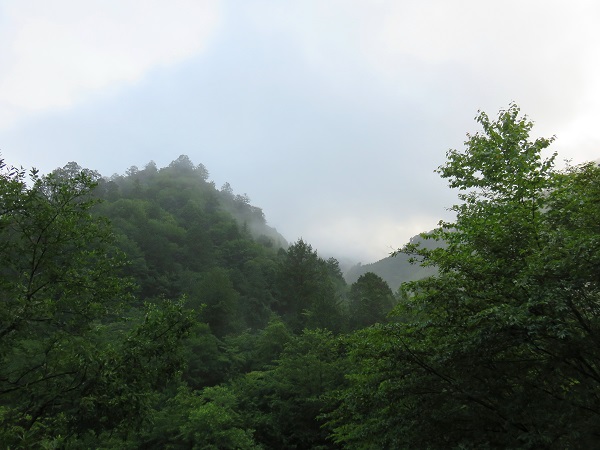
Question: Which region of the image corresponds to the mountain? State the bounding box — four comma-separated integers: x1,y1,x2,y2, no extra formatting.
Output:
344,232,439,291
91,155,289,309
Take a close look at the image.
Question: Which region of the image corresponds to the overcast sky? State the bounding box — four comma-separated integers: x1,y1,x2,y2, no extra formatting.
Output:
1,1,599,263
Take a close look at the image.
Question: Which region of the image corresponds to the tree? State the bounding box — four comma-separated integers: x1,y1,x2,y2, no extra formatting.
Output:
267,329,348,448
232,329,349,449
275,239,344,332
329,105,600,448
193,267,241,338
348,272,395,330
0,160,192,446
142,384,260,449
251,316,293,369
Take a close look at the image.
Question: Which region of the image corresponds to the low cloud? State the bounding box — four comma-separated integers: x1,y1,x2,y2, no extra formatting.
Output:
1,1,599,264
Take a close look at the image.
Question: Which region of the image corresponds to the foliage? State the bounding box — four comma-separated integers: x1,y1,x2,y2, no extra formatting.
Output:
0,160,192,447
0,161,125,444
329,104,600,448
231,329,349,449
142,384,260,449
275,239,346,332
94,157,286,332
347,272,395,330
7,113,600,449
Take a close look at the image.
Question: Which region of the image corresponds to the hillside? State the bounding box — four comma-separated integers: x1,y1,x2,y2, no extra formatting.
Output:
344,232,439,291
4,106,600,448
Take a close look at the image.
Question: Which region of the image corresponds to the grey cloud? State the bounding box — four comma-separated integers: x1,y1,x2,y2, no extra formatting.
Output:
1,1,596,262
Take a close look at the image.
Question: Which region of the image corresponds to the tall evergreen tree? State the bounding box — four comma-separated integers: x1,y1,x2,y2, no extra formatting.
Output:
275,239,344,332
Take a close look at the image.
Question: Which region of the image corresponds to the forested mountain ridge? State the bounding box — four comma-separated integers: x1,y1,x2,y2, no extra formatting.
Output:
2,152,390,447
344,232,438,290
99,154,287,249
92,155,289,306
3,105,600,448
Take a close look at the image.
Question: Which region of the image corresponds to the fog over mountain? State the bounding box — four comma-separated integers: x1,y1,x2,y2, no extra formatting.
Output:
1,1,599,262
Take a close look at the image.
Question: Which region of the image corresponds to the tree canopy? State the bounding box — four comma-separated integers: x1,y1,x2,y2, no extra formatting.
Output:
0,159,192,447
328,104,600,448
3,105,600,448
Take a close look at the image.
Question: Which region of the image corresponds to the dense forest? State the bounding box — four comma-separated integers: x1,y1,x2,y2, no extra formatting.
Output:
2,104,600,448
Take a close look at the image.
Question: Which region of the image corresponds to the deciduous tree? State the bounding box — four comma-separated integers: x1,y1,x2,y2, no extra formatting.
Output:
329,105,600,448
0,160,192,446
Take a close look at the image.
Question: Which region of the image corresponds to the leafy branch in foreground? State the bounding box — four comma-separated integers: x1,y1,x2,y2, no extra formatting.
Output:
329,104,600,448
0,159,192,447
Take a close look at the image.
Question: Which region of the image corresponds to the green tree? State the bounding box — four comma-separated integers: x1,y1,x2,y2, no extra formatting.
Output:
144,384,260,449
0,163,128,437
192,268,241,338
275,239,344,332
232,329,348,449
0,160,192,446
251,316,293,370
182,322,232,389
348,272,395,330
329,105,600,448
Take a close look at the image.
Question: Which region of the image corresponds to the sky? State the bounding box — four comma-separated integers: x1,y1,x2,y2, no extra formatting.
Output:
1,1,599,264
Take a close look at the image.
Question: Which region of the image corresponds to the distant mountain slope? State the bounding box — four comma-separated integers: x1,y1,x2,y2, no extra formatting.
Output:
101,155,287,248
344,233,439,291
89,155,289,308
